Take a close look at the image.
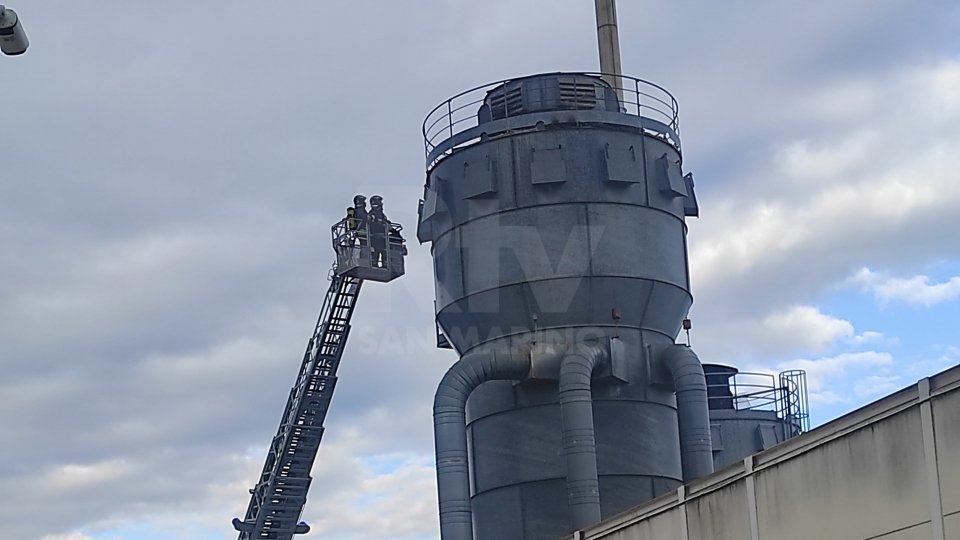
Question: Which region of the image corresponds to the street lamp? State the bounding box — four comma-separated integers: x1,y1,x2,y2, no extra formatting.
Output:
0,5,28,56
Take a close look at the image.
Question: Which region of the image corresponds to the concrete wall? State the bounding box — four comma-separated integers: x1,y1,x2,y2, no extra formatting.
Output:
565,365,960,540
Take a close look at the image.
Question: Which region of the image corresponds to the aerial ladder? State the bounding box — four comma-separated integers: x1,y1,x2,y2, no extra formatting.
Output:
233,205,406,539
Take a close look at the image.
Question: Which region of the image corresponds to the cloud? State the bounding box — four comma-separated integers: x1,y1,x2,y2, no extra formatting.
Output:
4,1,960,539
687,305,864,366
777,351,894,405
305,454,438,540
689,59,960,320
41,460,133,492
684,58,960,384
762,306,853,352
848,331,899,346
849,267,960,306
853,376,903,399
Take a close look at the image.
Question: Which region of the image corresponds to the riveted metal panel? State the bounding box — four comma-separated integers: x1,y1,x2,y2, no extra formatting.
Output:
472,486,525,539
531,146,567,184
683,173,699,217
655,153,687,198
604,144,642,184
463,155,498,199
421,184,446,221
467,394,682,496
586,204,688,288
457,205,592,295
431,228,463,309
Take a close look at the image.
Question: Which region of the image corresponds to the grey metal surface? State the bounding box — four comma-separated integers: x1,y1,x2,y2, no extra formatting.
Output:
434,345,535,540
565,365,960,540
421,119,693,353
709,409,790,471
703,365,809,470
422,73,680,170
594,0,623,100
465,336,685,540
421,72,705,539
559,344,607,528
662,345,714,482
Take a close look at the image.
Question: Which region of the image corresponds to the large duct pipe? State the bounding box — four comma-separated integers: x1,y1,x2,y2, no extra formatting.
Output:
558,344,607,530
433,348,532,540
594,0,623,100
663,345,714,481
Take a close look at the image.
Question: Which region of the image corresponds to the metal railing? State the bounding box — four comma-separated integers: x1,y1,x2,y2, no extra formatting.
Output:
779,370,811,434
708,370,811,435
422,72,681,170
330,217,405,275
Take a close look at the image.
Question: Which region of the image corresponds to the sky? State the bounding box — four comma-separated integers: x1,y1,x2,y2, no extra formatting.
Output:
2,1,959,539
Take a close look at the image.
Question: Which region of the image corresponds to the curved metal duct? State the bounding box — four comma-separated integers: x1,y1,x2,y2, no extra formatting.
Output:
663,344,714,481
433,347,532,540
558,344,607,530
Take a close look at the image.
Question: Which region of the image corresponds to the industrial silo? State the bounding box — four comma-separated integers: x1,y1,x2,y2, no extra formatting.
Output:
417,69,711,540
704,364,810,470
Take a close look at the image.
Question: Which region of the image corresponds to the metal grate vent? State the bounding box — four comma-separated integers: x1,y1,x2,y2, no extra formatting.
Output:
483,74,617,121
558,80,599,109
486,86,524,119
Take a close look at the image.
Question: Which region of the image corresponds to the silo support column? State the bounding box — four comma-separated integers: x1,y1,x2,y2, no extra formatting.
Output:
663,345,714,481
559,344,607,530
433,348,531,540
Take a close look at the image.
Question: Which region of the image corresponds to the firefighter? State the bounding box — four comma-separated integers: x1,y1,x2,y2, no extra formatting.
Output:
368,195,388,267
352,194,368,252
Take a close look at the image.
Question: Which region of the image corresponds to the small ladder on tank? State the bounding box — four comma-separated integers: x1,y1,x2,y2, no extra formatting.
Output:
233,273,362,540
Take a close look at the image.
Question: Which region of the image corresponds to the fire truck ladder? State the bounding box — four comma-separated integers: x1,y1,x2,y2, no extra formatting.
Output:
233,215,405,539
233,272,362,539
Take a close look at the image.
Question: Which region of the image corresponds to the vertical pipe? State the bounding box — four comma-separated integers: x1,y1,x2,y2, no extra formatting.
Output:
662,345,714,481
434,348,532,540
559,344,607,530
594,0,623,100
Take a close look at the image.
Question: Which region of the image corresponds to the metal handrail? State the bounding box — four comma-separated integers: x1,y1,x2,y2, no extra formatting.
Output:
708,370,811,434
422,72,681,170
330,217,405,275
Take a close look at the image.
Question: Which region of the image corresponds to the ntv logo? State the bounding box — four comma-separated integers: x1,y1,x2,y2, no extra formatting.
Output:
434,220,608,315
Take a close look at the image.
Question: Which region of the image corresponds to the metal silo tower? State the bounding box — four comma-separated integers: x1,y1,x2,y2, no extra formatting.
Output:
417,3,712,539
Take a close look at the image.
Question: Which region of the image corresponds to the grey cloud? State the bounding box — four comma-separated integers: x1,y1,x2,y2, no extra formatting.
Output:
3,1,959,539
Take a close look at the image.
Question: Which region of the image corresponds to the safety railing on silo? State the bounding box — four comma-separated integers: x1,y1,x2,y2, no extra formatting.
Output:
779,370,811,435
422,72,681,171
707,370,811,437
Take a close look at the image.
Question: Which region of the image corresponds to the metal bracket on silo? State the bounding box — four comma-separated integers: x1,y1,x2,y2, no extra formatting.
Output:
594,336,629,383
463,155,498,199
530,144,567,184
603,143,641,184
417,181,449,243
683,173,699,217
655,153,688,198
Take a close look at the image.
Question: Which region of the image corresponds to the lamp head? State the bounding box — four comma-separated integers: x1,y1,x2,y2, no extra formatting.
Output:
0,6,29,56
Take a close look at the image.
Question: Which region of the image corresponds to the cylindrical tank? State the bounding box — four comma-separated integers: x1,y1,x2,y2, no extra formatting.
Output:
704,364,809,471
420,73,703,540
465,344,683,539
